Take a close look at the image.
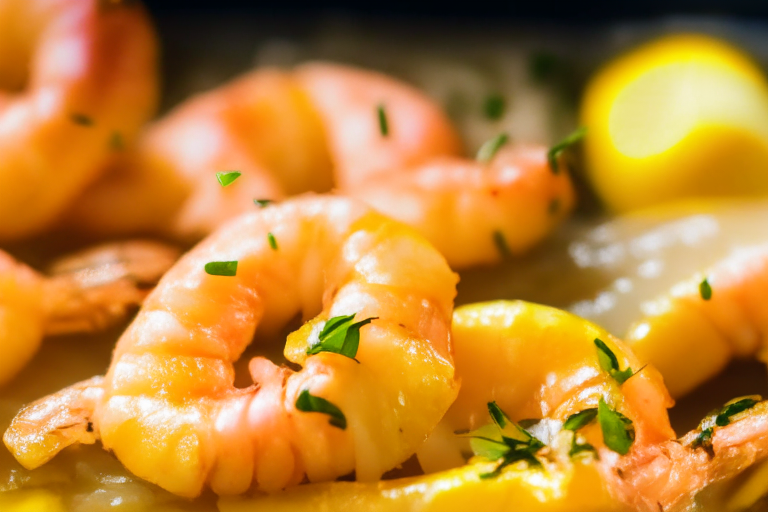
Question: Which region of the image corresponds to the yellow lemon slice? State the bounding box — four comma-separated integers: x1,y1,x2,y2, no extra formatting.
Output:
581,34,768,212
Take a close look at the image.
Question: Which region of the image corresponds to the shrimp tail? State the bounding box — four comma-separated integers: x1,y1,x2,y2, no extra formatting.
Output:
3,376,104,470
42,241,180,335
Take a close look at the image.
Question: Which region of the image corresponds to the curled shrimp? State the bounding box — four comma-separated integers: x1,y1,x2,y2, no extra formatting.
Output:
219,300,673,511
0,0,158,240
63,62,573,268
4,195,459,498
625,243,768,398
0,241,179,386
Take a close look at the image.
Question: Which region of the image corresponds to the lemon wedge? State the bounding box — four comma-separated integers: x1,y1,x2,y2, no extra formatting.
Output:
581,34,768,212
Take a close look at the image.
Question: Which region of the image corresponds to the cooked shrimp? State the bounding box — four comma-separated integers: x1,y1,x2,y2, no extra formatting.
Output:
4,196,459,498
625,243,768,398
355,145,575,268
62,63,572,268
220,300,673,511
0,0,158,240
0,241,179,386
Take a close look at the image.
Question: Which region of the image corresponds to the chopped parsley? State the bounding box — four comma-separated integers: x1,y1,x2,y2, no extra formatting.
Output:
594,338,635,385
109,131,124,151
71,113,94,126
699,278,712,301
306,313,377,360
548,198,560,215
547,127,586,174
295,389,347,429
483,94,506,121
204,260,238,277
563,408,598,431
569,439,599,459
458,401,545,478
477,133,509,163
253,199,273,208
597,398,635,455
267,232,278,250
377,104,389,137
493,230,512,259
690,395,761,452
216,171,241,187
529,52,561,84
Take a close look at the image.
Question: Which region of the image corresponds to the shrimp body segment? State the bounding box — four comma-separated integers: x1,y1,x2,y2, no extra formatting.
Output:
0,241,179,387
626,243,768,397
0,0,158,240
5,196,459,498
355,146,575,268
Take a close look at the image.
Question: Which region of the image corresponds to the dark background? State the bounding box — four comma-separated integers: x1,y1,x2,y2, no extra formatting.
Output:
143,0,768,22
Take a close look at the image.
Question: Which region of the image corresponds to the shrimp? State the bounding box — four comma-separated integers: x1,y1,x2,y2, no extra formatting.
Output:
62,63,573,268
219,300,673,511
0,241,179,386
625,243,768,398
0,0,158,240
355,145,575,268
4,195,460,498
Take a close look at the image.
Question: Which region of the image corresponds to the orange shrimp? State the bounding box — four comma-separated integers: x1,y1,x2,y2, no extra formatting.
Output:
4,195,459,498
62,63,573,268
626,243,768,398
355,145,575,268
0,0,158,240
0,241,179,386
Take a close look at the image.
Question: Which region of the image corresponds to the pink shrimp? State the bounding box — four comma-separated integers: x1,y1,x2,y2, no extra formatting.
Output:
0,241,179,386
4,195,460,498
0,0,158,240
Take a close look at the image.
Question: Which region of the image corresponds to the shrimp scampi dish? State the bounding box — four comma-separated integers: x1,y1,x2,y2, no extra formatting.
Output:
3,4,768,512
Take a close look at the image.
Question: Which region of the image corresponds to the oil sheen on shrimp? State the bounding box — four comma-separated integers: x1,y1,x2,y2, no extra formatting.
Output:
4,196,460,498
62,62,573,268
219,300,673,511
0,241,179,387
0,0,158,240
218,302,768,512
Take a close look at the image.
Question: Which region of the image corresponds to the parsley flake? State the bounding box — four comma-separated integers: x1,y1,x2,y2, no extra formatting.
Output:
459,401,544,478
569,439,599,459
306,313,377,360
483,94,506,120
267,232,278,250
254,199,273,208
548,127,586,174
110,131,124,151
71,113,94,126
477,133,509,163
204,260,238,277
700,278,713,301
377,104,389,137
597,398,635,455
216,171,241,187
716,395,761,427
563,408,598,431
594,338,634,385
493,230,512,259
295,389,347,429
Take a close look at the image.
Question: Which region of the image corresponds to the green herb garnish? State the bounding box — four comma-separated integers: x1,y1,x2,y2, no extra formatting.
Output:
254,199,273,208
295,389,347,429
563,408,598,431
699,278,713,301
569,439,599,459
597,398,635,455
483,94,506,120
459,402,544,478
306,313,377,360
216,171,241,187
477,133,509,163
548,198,560,215
493,230,512,259
110,131,124,151
377,104,389,137
594,338,635,385
716,396,761,427
71,113,94,126
267,232,278,250
548,127,586,174
204,260,238,277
